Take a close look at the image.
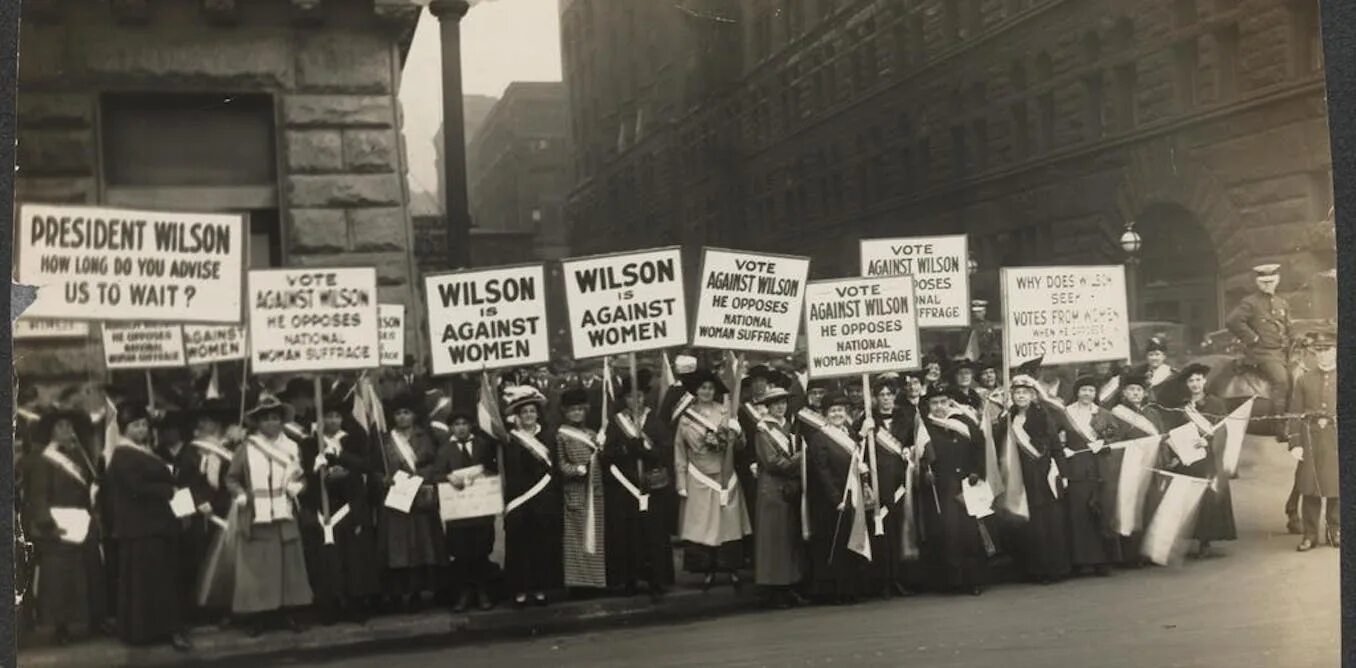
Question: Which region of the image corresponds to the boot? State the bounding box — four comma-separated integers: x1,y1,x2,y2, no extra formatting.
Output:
1327,526,1340,548
476,586,494,611
170,631,193,652
453,589,473,613
1286,515,1303,535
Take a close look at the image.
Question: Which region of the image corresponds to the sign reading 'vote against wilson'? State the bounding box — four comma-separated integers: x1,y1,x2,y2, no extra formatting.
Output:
804,276,921,378
561,247,688,359
424,265,550,376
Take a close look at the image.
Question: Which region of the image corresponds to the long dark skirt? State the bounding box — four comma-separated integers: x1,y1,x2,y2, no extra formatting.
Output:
919,485,988,591
503,510,563,595
35,539,106,627
1066,480,1121,566
1020,501,1072,579
116,536,182,644
447,520,496,590
1193,478,1237,542
805,508,868,598
302,520,382,604
867,506,904,593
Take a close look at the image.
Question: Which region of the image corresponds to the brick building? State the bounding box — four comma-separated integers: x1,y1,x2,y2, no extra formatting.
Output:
14,0,425,383
562,0,1333,350
467,82,574,260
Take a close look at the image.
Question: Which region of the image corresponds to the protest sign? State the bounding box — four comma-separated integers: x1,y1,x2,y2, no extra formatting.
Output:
101,322,186,370
804,276,920,379
379,304,406,367
247,267,379,374
183,325,248,365
16,203,245,324
424,264,550,375
437,475,505,522
560,247,688,359
1001,265,1130,366
860,234,970,328
14,317,90,340
691,248,809,354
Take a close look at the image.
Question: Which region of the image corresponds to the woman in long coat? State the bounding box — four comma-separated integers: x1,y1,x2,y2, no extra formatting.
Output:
501,386,564,606
674,369,752,590
106,404,191,650
804,392,870,603
602,373,675,599
1060,376,1124,575
751,386,805,607
376,392,446,611
1160,364,1237,558
858,380,911,598
917,388,989,595
1289,328,1338,551
994,376,1071,584
557,388,607,592
28,408,108,644
1104,367,1171,566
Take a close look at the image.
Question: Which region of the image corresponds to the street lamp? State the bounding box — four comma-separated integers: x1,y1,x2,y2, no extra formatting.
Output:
1120,221,1142,320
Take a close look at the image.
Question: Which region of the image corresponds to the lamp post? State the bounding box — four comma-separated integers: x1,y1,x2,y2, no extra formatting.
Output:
1120,221,1143,321
430,0,472,269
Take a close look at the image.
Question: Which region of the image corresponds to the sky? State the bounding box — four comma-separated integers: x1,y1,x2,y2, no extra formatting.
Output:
400,0,563,197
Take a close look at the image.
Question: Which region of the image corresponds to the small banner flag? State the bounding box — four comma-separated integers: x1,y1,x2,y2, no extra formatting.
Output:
1141,470,1209,566
1219,397,1256,476
1113,435,1162,536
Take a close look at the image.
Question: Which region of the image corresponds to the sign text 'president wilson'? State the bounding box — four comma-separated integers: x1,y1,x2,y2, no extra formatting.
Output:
425,265,550,375
561,247,688,358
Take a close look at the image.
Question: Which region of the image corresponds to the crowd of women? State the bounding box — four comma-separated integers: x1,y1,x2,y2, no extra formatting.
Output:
15,334,1281,652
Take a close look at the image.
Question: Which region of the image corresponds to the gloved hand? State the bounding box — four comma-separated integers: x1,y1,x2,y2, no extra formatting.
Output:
1289,447,1304,462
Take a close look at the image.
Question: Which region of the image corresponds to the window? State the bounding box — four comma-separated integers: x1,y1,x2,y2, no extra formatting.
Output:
1174,37,1200,110
1084,73,1105,140
1289,0,1322,77
1010,60,1030,157
1114,63,1138,130
944,0,960,42
1037,91,1055,152
897,113,915,187
909,14,925,66
1214,24,1239,101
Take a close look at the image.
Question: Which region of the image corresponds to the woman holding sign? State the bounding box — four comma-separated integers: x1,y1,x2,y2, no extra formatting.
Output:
1159,364,1236,558
376,393,446,612
501,386,564,607
674,369,751,591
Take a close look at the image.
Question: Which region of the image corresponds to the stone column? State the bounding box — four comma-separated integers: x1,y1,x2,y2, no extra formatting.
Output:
429,0,472,268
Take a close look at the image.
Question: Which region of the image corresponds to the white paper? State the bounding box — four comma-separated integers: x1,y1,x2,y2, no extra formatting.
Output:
50,507,91,544
384,471,422,514
170,487,197,518
962,479,995,519
1167,423,1208,467
438,475,505,522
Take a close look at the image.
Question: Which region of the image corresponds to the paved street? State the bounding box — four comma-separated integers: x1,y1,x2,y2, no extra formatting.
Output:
292,436,1339,668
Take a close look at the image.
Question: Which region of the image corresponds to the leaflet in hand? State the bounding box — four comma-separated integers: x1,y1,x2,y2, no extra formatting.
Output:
170,487,197,519
962,479,995,519
50,507,91,544
384,470,422,513
1167,423,1208,467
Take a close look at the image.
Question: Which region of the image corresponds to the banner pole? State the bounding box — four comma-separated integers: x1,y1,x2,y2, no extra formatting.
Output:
629,352,643,481
863,373,884,536
314,375,331,524
145,370,156,411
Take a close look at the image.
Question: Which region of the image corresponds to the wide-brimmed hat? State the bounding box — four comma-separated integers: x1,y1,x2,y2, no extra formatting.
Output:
618,368,654,396
246,393,288,419
1178,362,1211,380
1072,375,1101,395
116,402,152,430
1144,337,1168,355
1119,365,1150,391
679,368,729,396
753,386,793,406
821,391,852,411
561,387,590,408
503,385,547,415
921,385,952,403
35,406,93,446
806,377,839,393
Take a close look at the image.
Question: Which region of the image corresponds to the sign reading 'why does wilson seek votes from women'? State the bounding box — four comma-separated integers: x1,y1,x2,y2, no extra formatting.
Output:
561,247,688,359
692,248,809,355
804,275,921,379
424,265,550,376
248,267,380,374
1001,265,1130,366
17,203,245,324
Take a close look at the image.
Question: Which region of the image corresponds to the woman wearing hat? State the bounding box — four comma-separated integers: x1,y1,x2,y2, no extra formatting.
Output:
1060,376,1124,575
501,385,564,606
27,407,109,644
106,403,192,650
375,392,446,612
1105,366,1171,566
804,391,873,603
857,379,912,598
557,387,608,593
915,387,988,596
751,385,806,608
1160,364,1236,558
673,368,751,591
602,372,675,601
1142,337,1175,402
948,361,984,412
994,373,1071,584
432,407,499,613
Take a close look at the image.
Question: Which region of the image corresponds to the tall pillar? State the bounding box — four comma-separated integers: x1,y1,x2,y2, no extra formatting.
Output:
430,0,472,268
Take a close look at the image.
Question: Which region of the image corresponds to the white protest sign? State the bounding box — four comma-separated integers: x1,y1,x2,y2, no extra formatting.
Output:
437,476,505,522
692,248,809,354
17,203,245,324
183,325,247,365
248,268,379,373
425,264,550,375
101,322,186,369
14,317,90,340
804,276,920,379
860,234,970,328
561,247,688,359
378,304,406,367
1001,265,1130,366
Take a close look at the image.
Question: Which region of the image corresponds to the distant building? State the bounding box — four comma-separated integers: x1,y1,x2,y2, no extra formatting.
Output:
431,94,499,211
467,82,574,261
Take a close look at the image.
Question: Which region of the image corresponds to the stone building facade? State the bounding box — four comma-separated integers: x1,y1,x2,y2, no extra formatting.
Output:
14,0,425,383
467,82,574,261
562,0,1333,350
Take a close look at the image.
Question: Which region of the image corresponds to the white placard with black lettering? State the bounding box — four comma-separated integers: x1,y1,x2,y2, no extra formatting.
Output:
1001,265,1130,366
16,203,245,324
183,325,248,365
248,267,380,374
692,248,809,354
378,304,406,367
13,317,91,340
561,247,688,359
804,276,921,379
102,322,187,370
425,264,550,375
860,234,969,328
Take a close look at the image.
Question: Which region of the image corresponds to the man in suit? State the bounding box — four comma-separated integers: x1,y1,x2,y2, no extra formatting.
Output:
434,410,499,612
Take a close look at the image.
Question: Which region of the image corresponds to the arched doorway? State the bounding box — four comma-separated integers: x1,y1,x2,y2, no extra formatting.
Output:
1133,203,1220,352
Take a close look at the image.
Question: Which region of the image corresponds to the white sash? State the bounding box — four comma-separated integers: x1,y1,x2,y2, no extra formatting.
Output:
1111,404,1160,437
609,465,649,512
680,405,721,433
283,421,310,441
1010,412,1042,460
1098,376,1120,403
246,435,296,524
796,408,828,433
688,465,739,507
191,438,232,463
821,425,858,457
671,392,696,424
876,430,904,458
927,415,972,439
505,472,553,515
319,504,351,545
16,407,41,423
557,425,598,452
42,445,88,488
430,421,450,434
758,420,792,455
1184,403,1214,436
511,429,552,466
389,429,419,471
1148,365,1173,387
615,411,653,450
1065,404,1101,444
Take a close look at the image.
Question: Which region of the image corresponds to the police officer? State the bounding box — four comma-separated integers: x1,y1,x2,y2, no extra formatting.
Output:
1287,327,1338,552
1225,264,1293,416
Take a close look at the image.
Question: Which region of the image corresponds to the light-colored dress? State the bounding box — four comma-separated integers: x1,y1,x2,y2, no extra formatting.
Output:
675,402,752,546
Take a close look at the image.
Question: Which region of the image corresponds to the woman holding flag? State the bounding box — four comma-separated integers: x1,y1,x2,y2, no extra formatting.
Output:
994,373,1071,584
1061,376,1124,575
858,378,911,599
500,385,563,607
1105,367,1171,567
804,391,871,604
557,388,608,593
916,386,988,596
1160,364,1236,558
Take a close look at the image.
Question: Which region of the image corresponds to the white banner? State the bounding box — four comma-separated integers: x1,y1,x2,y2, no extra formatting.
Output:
13,317,90,340
1001,265,1130,366
438,476,505,522
183,325,247,365
248,268,380,374
561,247,688,359
378,303,406,367
691,248,809,354
424,265,550,375
860,234,970,328
804,276,921,379
16,203,245,323
102,322,186,370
